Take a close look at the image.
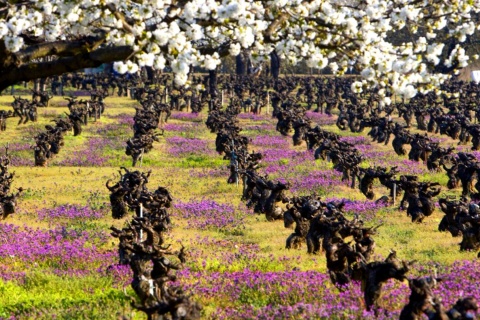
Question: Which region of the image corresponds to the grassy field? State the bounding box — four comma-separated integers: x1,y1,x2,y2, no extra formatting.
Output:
0,94,478,319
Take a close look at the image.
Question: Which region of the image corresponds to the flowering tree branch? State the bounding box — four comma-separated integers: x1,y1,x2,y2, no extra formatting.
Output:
0,0,479,98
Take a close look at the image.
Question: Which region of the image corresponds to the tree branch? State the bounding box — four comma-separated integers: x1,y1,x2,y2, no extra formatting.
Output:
104,3,135,33
263,12,290,43
13,34,106,65
0,45,134,91
197,43,231,57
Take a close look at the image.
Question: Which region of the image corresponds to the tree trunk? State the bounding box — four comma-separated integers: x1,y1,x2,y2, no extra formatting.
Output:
209,69,218,99
270,51,281,80
145,66,155,83
40,78,47,92
236,54,246,76
246,53,253,75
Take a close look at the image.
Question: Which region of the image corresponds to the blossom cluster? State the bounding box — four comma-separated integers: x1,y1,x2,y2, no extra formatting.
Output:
1,0,479,95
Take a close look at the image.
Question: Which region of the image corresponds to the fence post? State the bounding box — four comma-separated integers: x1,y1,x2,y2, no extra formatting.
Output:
139,203,143,241
393,183,396,205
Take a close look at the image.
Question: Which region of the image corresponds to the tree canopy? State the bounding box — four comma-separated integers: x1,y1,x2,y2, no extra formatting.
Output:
0,0,479,100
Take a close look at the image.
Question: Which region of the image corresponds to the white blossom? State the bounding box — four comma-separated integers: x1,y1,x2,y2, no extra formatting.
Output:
229,43,241,56
185,24,203,41
400,84,417,99
125,61,139,74
67,12,79,22
238,27,255,48
153,55,166,70
329,62,339,73
153,28,170,46
203,53,221,70
43,2,54,15
0,23,8,37
171,59,189,74
351,81,363,93
0,0,476,98
137,53,155,67
113,61,128,74
4,36,23,52
174,72,188,86
7,17,30,35
361,68,376,81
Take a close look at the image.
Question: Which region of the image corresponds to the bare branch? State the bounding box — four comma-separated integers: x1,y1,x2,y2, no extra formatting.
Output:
264,12,290,43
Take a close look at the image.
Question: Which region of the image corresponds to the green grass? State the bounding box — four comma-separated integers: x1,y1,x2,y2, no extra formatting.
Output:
0,274,134,319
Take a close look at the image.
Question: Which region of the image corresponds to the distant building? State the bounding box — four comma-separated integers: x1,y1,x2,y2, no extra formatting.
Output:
84,63,110,75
